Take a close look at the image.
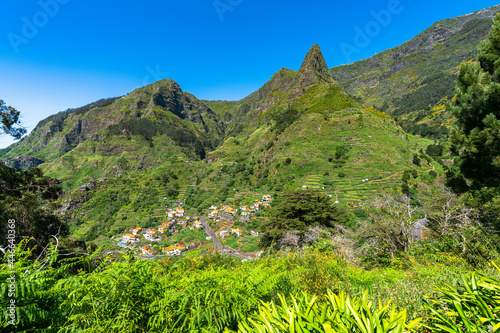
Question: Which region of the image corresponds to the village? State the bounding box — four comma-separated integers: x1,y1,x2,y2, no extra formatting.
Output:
114,194,274,260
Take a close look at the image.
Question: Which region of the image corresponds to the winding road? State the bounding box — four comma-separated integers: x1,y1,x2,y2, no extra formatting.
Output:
200,217,222,251
200,217,251,260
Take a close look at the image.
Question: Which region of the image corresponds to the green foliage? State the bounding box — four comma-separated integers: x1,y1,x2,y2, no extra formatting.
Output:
229,289,421,333
423,261,500,332
270,106,301,135
425,143,444,157
392,73,456,117
34,97,119,131
0,99,26,139
446,14,500,230
0,164,67,255
107,118,207,158
412,154,421,167
261,190,348,249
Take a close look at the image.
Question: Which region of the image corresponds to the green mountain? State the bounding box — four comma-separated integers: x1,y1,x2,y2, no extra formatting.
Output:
2,79,224,168
200,45,436,205
0,44,438,242
329,4,500,138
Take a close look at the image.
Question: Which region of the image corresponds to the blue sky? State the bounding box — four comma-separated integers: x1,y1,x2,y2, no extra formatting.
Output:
1,0,499,148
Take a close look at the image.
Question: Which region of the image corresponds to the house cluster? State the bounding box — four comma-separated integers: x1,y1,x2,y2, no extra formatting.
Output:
220,227,243,238
240,195,273,216
141,245,154,256
121,225,165,244
167,207,185,218
209,204,238,218
144,229,161,241
159,220,176,233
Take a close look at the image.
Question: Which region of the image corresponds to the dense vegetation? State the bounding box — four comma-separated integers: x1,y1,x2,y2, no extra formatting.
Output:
446,13,500,233
0,163,67,256
107,117,208,158
1,242,499,332
3,9,500,333
33,97,120,131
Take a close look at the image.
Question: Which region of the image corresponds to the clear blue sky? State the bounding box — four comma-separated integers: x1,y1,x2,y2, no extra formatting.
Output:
1,0,499,148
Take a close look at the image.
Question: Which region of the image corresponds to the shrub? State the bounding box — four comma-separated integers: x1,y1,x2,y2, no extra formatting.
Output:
422,262,500,333
228,289,422,333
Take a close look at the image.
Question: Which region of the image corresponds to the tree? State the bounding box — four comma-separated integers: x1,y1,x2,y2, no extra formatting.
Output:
260,189,348,249
419,179,497,264
0,99,26,139
0,163,67,257
446,14,500,231
360,193,421,262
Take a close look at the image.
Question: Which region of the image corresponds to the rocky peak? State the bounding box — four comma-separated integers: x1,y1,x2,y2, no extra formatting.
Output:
298,44,335,85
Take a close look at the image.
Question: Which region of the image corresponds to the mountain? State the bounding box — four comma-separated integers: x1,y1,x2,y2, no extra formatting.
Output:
199,44,435,208
329,4,500,138
2,79,224,166
0,44,438,242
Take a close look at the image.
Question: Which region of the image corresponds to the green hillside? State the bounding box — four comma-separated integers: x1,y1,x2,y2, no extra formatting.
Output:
0,44,440,243
329,5,500,139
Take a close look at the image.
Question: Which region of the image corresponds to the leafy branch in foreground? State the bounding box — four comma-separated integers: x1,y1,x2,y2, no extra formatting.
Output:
423,261,500,332
228,289,422,333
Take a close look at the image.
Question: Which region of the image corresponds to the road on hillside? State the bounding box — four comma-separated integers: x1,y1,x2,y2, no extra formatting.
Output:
200,217,252,260
200,217,222,251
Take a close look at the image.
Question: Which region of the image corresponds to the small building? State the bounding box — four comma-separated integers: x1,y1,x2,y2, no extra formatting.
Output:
251,230,259,236
122,234,136,242
163,245,187,256
141,245,153,256
231,228,242,237
130,227,142,235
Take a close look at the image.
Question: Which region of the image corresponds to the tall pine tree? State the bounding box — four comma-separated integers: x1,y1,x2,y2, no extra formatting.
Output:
447,13,500,231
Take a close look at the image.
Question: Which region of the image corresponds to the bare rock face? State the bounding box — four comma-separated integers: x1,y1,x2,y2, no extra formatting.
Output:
1,156,44,170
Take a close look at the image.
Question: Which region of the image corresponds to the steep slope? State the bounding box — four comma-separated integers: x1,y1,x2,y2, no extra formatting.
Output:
2,79,224,170
329,5,500,138
199,45,438,208
0,45,439,243
206,44,338,137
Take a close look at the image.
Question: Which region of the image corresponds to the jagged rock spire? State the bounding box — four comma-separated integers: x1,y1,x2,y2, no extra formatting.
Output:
298,44,335,85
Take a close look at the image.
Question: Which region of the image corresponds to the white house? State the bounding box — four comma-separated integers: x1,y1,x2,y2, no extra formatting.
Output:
251,230,259,236
122,234,136,243
262,195,272,202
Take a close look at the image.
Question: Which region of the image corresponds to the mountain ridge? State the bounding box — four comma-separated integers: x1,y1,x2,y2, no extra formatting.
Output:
329,4,500,138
